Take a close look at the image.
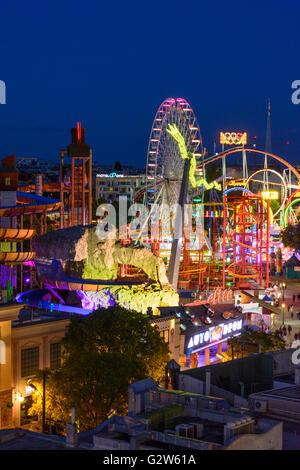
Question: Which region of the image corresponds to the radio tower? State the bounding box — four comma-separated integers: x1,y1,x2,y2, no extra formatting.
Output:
264,99,272,190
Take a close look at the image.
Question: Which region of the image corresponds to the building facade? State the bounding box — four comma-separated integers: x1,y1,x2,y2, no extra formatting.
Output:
0,304,181,429
95,172,145,203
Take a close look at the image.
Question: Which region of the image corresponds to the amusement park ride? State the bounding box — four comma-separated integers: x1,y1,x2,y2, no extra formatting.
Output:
2,98,300,315
133,97,300,292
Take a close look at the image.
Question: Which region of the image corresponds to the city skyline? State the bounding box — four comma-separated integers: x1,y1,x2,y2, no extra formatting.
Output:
0,0,300,165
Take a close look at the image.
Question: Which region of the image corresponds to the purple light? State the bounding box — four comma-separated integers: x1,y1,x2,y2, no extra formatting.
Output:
77,289,116,310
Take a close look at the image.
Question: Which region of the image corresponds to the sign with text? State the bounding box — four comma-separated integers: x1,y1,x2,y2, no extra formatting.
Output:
185,317,244,353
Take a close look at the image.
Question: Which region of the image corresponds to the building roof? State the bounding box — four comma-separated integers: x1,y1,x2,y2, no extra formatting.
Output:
284,253,300,268
0,429,67,450
159,303,242,339
128,378,157,394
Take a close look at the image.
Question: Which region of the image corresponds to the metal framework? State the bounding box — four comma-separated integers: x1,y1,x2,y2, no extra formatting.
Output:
60,123,92,228
146,98,203,209
222,193,270,289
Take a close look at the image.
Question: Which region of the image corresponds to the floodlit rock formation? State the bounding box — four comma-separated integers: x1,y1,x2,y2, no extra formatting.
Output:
33,225,179,312
77,283,179,314
33,224,169,285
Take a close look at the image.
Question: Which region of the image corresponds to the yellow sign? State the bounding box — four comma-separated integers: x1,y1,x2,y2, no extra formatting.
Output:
261,191,279,200
227,179,247,187
220,132,247,146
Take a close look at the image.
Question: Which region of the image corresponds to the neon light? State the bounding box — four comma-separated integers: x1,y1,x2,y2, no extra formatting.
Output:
77,122,82,143
246,168,287,219
223,187,253,196
204,148,300,184
227,179,247,187
208,288,233,304
197,178,221,191
220,132,247,146
262,191,279,200
283,198,300,227
166,123,220,191
187,318,243,350
166,123,189,160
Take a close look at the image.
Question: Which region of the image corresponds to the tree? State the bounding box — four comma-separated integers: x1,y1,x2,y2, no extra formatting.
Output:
27,370,70,428
281,222,300,251
28,306,170,431
225,326,286,360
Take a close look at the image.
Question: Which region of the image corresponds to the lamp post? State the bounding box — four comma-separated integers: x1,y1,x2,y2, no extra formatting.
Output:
281,303,285,327
27,371,46,433
282,282,286,301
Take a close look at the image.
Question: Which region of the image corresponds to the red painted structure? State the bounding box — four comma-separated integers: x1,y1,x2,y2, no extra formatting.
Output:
60,123,92,228
222,193,270,289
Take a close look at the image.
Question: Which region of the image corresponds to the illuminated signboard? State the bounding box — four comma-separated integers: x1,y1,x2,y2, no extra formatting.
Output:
261,191,279,200
96,173,125,178
227,179,247,187
185,318,244,353
208,288,233,305
220,132,247,146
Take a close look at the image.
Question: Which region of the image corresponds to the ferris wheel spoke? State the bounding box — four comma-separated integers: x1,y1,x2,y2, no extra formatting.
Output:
146,98,202,228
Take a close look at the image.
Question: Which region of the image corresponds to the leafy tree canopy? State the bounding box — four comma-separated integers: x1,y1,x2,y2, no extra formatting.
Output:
280,222,300,250
28,306,170,431
226,326,285,360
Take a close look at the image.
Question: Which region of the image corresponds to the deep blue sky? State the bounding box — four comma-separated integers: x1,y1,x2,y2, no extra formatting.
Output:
0,0,300,167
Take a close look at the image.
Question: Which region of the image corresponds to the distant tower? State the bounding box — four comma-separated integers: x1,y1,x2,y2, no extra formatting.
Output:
265,99,272,154
264,99,272,190
60,123,92,228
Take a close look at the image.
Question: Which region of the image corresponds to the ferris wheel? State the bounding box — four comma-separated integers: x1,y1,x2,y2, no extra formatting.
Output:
145,98,203,210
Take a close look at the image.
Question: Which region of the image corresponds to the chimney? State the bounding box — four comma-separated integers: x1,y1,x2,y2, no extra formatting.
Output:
205,370,211,396
66,406,78,448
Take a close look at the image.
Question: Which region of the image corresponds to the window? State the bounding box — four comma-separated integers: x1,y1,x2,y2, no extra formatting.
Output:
21,347,39,378
160,330,169,344
50,343,61,369
5,177,11,186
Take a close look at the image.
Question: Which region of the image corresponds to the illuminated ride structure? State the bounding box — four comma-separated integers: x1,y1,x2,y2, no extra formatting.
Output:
10,106,300,310
222,191,270,289
145,97,203,208
203,147,300,288
135,112,300,292
0,155,61,299
132,97,209,290
60,123,92,228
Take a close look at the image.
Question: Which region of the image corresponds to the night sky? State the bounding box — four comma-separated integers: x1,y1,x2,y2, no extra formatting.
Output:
0,0,300,167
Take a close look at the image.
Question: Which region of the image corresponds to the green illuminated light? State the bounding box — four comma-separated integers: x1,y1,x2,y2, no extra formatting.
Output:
166,123,222,191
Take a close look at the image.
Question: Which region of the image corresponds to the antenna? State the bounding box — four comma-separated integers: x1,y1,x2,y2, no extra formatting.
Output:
264,99,272,190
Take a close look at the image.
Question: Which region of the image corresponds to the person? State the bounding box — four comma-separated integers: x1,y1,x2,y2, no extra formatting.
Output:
283,326,287,336
288,325,292,335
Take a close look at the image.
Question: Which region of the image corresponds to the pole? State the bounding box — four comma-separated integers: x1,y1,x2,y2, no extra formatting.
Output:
42,371,46,433
266,199,270,288
222,195,226,290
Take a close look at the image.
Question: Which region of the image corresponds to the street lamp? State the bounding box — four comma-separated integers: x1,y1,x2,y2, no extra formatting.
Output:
282,283,286,301
27,372,46,433
281,303,285,326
